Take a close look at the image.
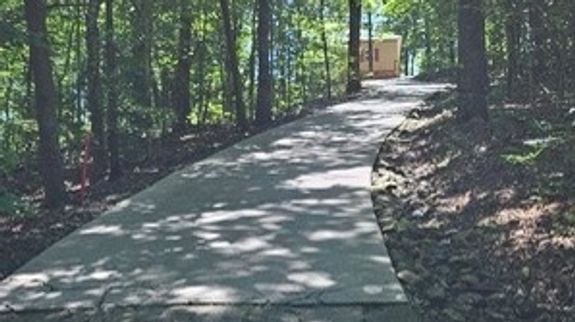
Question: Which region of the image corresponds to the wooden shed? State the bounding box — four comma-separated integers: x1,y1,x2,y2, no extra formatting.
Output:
360,36,402,79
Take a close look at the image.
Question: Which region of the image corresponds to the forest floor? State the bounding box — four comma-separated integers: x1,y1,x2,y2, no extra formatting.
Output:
372,90,575,322
0,104,327,280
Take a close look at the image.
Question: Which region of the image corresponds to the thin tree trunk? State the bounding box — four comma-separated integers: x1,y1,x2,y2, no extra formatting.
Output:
255,0,272,126
105,0,121,180
424,14,432,71
368,10,374,74
505,0,521,101
529,0,545,93
571,2,575,94
24,0,66,208
131,0,153,108
248,0,258,120
457,0,489,122
404,48,410,76
319,0,332,99
174,0,192,132
75,0,83,126
347,0,361,94
220,0,247,131
86,0,107,180
4,79,14,151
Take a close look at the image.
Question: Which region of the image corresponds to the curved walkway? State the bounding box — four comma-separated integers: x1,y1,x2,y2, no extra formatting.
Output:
0,79,446,322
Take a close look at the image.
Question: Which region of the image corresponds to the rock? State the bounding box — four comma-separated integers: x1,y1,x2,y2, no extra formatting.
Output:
458,292,483,305
459,274,480,286
521,266,530,279
380,221,396,233
373,194,392,205
448,255,468,265
442,308,466,321
411,206,430,218
486,293,506,302
397,270,421,285
486,310,507,321
426,284,447,300
395,218,412,232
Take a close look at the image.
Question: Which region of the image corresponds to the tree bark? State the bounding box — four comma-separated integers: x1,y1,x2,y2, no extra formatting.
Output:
571,2,575,93
220,0,247,131
404,48,410,76
319,0,332,99
255,0,272,126
368,10,374,74
505,0,521,101
529,0,545,92
457,0,489,122
105,0,121,180
347,0,361,94
174,0,192,132
131,0,153,108
24,0,66,208
86,0,107,180
248,0,258,120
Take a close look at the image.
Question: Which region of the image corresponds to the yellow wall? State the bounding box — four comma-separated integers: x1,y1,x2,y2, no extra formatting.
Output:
360,37,402,78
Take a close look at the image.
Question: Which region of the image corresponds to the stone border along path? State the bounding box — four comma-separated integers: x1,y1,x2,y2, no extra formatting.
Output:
0,79,447,322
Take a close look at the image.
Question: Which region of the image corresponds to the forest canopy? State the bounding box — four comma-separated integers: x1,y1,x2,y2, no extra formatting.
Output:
1,0,574,209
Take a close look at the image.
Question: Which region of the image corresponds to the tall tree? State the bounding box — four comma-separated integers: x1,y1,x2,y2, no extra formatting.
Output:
347,0,361,94
131,0,153,108
457,0,489,121
255,0,273,126
86,0,107,179
367,9,374,74
528,0,545,93
105,0,121,180
24,0,66,208
505,0,521,100
319,0,332,99
220,0,247,131
173,0,192,132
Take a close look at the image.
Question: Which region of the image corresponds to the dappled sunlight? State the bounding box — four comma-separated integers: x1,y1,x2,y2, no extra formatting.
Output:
0,79,445,314
281,167,369,190
80,225,125,236
436,191,473,215
287,272,336,288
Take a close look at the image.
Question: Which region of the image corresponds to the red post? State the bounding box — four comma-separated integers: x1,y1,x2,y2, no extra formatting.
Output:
80,134,92,205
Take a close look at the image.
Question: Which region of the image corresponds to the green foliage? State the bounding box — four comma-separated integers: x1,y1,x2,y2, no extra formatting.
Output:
501,145,547,166
382,0,458,74
0,190,31,218
1,0,573,209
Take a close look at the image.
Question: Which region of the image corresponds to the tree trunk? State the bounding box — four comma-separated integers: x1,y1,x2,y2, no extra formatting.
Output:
105,0,121,180
424,14,432,71
529,0,545,93
220,0,247,131
75,0,84,126
505,0,521,101
347,0,361,94
457,0,489,122
404,48,410,76
174,0,192,132
255,0,272,126
86,0,107,180
131,0,153,108
24,0,66,208
319,0,332,99
248,0,258,120
368,10,374,74
571,2,575,93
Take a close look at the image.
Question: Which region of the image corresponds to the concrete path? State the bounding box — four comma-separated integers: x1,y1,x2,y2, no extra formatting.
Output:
0,79,445,322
